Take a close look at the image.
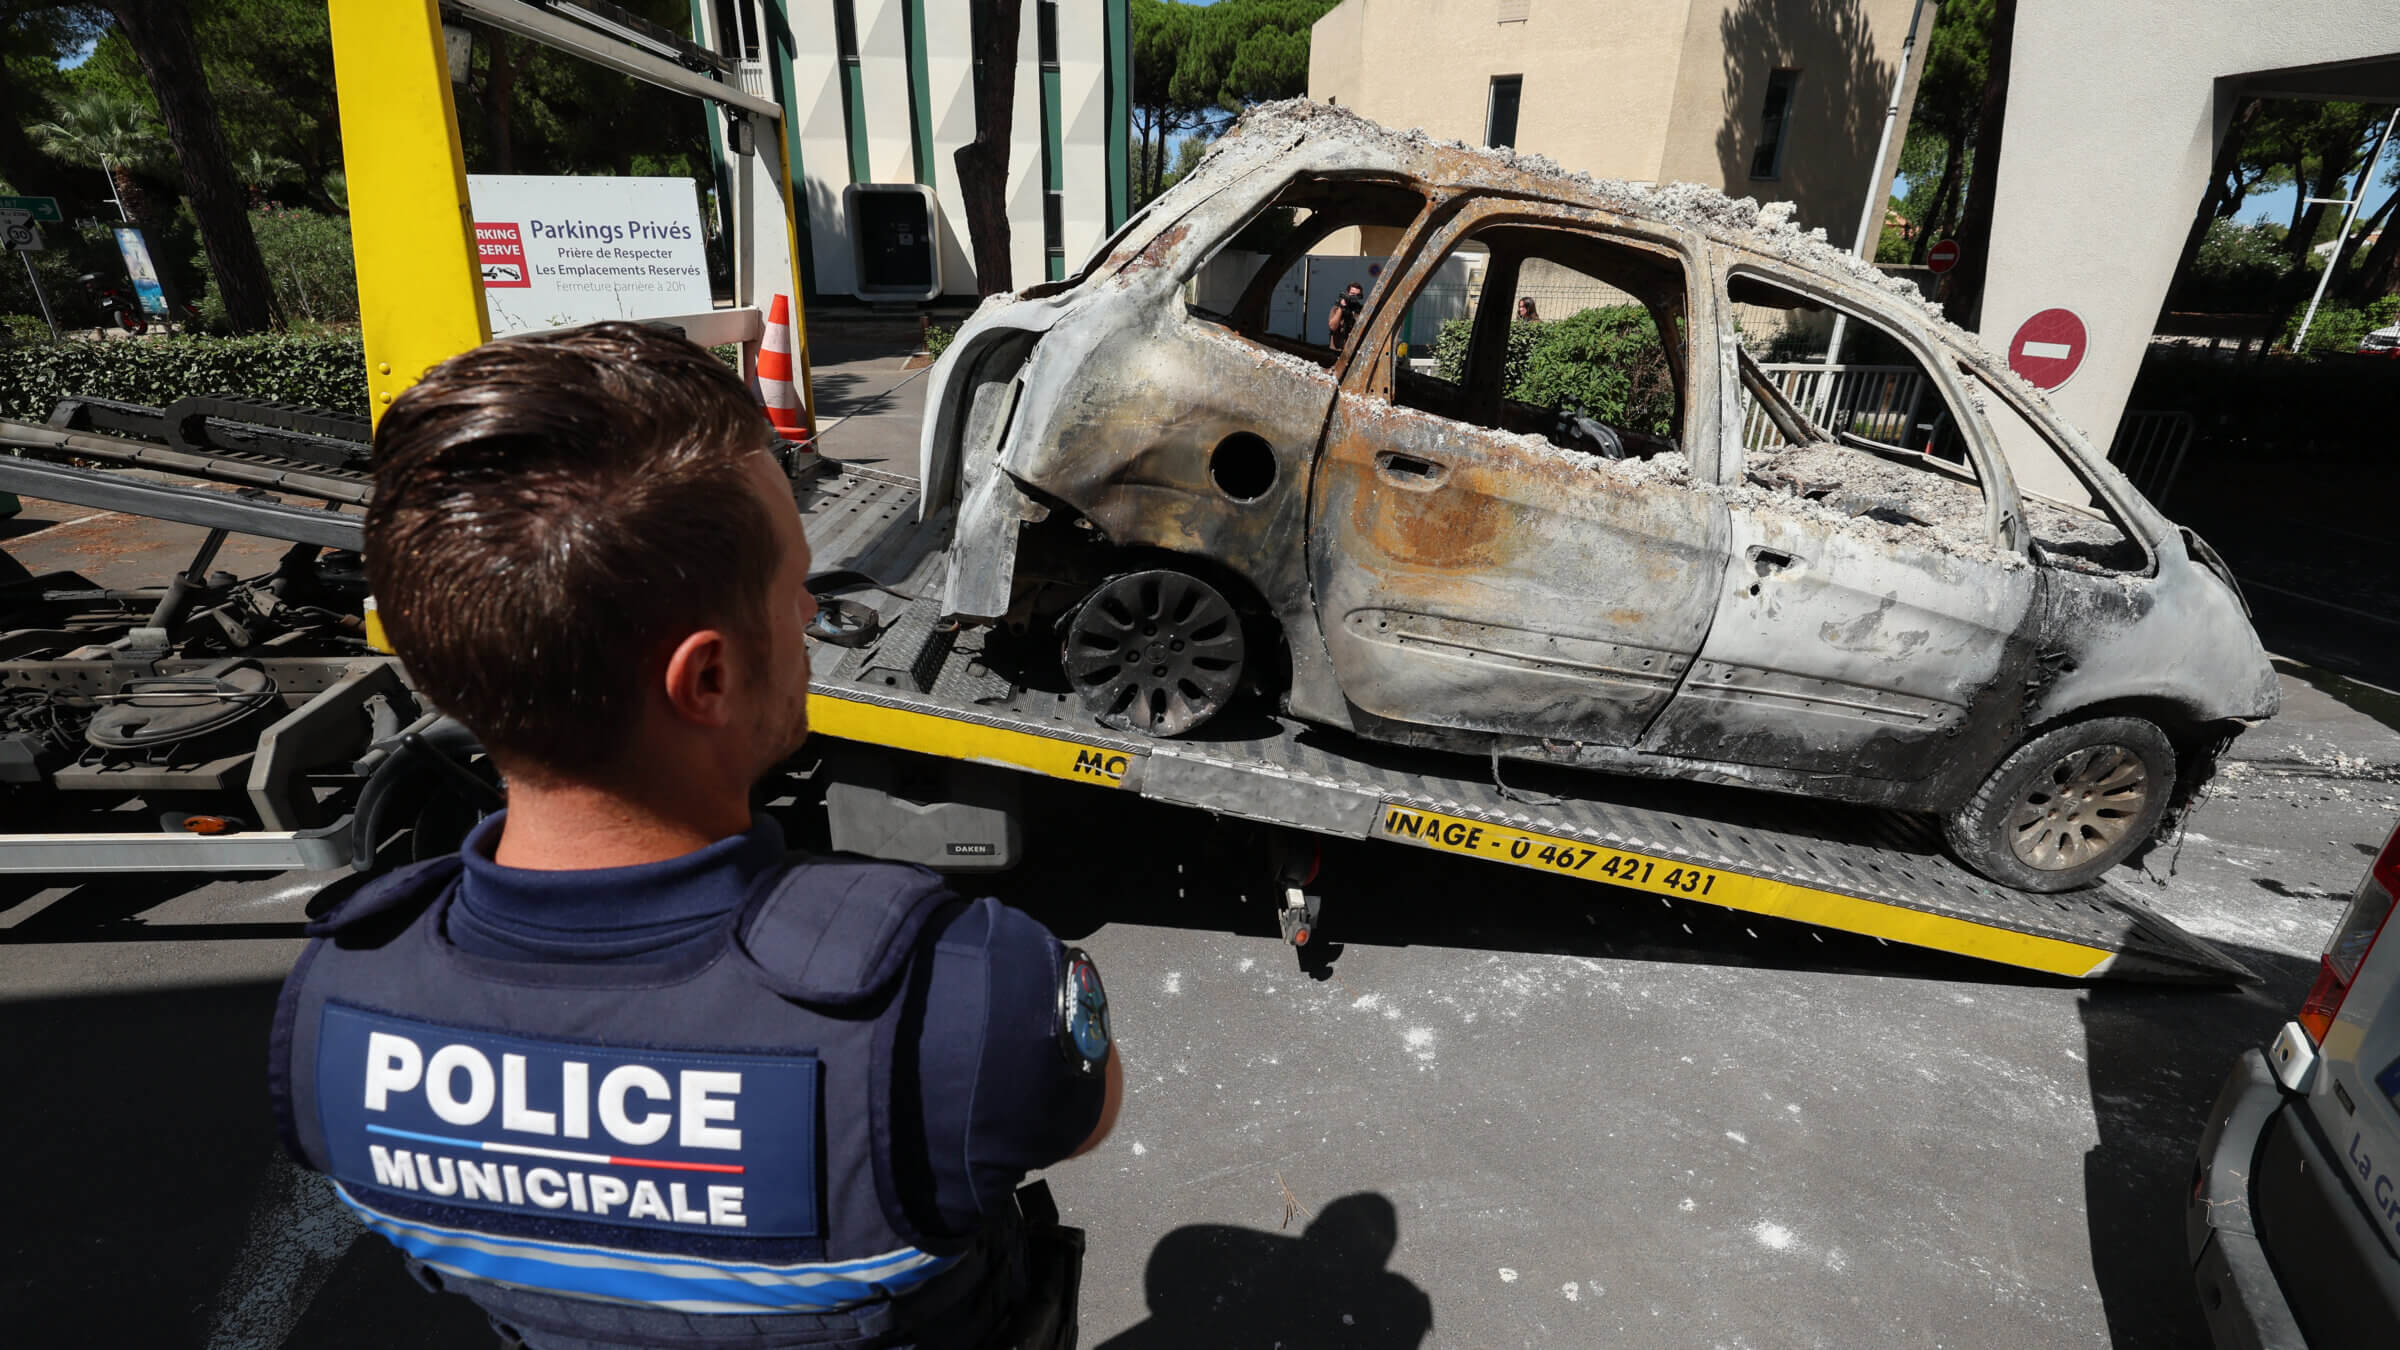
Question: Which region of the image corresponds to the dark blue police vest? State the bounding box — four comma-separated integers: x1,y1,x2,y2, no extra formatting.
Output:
271,852,1021,1349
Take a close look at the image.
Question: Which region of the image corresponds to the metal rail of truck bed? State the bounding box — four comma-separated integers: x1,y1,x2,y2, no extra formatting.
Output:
795,462,2249,986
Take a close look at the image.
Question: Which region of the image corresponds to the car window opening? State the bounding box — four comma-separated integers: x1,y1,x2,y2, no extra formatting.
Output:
1956,365,2149,575
1725,273,2016,556
1184,175,1430,368
1390,220,1690,473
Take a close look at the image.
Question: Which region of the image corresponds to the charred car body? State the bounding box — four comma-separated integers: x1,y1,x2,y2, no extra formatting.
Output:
920,103,2277,892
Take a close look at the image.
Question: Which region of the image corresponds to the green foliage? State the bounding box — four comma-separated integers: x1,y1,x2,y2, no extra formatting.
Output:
2,314,55,349
1514,307,1676,438
924,323,959,360
1875,216,1913,264
2285,294,2400,357
1914,0,1995,142
1130,0,1335,203
227,207,358,325
0,333,367,421
2182,219,2295,311
1428,305,1675,436
1430,315,1538,391
27,86,164,173
72,0,346,213
0,233,103,329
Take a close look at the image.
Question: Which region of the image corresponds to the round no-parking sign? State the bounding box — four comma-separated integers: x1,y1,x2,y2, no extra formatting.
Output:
2008,308,2087,390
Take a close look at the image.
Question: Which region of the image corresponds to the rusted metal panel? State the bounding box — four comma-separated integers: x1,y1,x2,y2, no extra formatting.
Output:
1311,394,1725,746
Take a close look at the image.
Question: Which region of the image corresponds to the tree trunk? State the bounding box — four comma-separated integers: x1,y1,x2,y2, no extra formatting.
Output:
2334,186,2400,299
479,26,519,175
108,0,281,332
1909,133,1965,265
1942,0,2015,329
955,0,1021,295
2351,211,2400,297
2162,97,2259,312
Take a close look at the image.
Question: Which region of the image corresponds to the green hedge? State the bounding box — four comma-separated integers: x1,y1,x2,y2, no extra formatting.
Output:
0,332,368,421
1430,304,1676,437
2283,293,2400,358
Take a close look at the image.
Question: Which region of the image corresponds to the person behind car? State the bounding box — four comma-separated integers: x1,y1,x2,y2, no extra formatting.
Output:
270,321,1122,1350
1328,282,1365,348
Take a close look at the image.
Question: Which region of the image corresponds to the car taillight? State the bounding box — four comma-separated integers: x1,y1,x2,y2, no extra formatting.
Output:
2299,820,2400,1043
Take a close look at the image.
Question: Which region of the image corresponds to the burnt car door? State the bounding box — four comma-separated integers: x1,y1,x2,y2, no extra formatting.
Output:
1306,204,1729,748
1636,263,2039,781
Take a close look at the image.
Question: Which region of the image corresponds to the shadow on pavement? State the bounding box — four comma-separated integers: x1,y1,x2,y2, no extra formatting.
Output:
0,977,486,1348
2078,940,2318,1349
0,870,315,943
1092,1192,1432,1350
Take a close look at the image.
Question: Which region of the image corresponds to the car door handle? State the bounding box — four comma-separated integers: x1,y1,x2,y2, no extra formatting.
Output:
1376,452,1448,487
1748,547,1800,576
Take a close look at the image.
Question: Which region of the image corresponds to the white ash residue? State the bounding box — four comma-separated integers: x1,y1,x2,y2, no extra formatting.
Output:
1745,442,1986,544
1720,443,2015,566
1193,323,1338,382
1490,430,1694,485
1731,442,2137,572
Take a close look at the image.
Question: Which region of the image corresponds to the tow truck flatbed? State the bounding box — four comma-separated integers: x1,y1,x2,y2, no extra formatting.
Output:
795,463,2250,986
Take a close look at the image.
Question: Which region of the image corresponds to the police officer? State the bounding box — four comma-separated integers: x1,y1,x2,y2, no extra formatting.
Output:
271,322,1121,1349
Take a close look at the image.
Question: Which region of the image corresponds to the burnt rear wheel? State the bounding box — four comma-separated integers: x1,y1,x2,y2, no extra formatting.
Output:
1943,716,2177,893
1061,569,1246,737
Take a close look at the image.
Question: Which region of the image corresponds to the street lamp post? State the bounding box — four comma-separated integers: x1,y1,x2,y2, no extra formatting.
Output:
1818,0,1933,424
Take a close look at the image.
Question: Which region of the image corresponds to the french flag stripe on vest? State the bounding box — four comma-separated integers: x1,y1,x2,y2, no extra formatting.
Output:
337,1187,956,1314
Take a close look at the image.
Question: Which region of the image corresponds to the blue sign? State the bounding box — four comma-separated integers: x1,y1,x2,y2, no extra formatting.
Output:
112,227,169,318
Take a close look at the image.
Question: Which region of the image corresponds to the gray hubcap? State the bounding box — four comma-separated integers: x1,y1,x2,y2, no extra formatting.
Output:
1063,571,1245,736
2008,743,2151,871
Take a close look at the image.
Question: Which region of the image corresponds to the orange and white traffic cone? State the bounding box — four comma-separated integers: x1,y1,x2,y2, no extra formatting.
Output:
755,293,813,453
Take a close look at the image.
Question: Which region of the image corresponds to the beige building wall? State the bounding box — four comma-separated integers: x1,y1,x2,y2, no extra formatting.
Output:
1309,0,1925,241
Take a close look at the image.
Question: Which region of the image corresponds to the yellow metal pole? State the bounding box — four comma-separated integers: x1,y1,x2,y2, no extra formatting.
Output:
330,0,489,428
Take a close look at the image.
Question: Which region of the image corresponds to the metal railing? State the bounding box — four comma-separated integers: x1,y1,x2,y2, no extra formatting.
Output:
1740,363,1930,450
2106,410,2194,504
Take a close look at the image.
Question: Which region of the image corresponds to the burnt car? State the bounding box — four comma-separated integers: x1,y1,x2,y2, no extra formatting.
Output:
919,103,2278,892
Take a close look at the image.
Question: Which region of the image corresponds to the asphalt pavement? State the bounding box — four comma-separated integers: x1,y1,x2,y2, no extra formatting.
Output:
3,333,2397,1347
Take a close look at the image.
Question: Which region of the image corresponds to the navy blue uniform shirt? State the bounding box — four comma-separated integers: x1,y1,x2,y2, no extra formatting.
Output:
447,812,1104,1238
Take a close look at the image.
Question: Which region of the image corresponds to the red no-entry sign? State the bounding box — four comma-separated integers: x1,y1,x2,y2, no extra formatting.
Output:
2007,308,2087,390
1927,238,1960,273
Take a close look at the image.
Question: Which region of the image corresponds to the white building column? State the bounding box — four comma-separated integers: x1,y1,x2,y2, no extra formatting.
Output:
1981,0,2400,461
1056,0,1109,268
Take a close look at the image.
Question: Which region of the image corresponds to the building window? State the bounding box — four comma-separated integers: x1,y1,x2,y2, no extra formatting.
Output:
833,0,860,61
1750,68,1800,181
1038,0,1059,68
1485,75,1522,149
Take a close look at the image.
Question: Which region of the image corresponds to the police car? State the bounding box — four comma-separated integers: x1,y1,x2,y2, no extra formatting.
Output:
2188,816,2400,1344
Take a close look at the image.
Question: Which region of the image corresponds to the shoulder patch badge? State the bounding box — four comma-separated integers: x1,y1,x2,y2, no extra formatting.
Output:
1056,947,1111,1076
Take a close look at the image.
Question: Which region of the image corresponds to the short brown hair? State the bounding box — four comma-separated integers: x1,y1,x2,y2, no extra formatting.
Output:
366,322,782,779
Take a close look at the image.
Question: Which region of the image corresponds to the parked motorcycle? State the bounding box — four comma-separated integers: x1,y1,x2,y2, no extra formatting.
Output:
77,273,148,335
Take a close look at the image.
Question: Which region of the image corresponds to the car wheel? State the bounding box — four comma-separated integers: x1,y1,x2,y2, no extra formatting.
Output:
1061,569,1246,737
1943,716,2177,893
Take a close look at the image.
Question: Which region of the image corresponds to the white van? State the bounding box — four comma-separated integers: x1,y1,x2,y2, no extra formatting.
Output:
2189,817,2400,1344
